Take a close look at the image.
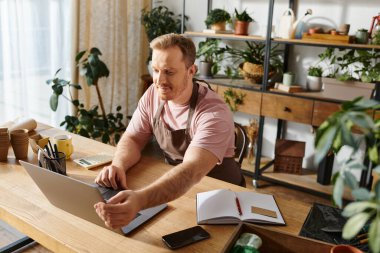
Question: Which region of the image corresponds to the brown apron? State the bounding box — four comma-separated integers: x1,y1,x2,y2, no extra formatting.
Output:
152,80,245,186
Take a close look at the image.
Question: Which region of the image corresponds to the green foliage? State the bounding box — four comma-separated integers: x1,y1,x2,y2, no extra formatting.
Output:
141,6,187,42
46,48,126,145
204,8,231,27
307,66,323,77
141,5,188,62
223,41,283,74
318,47,380,82
196,39,224,75
223,88,246,111
234,8,253,22
372,30,380,45
314,97,380,253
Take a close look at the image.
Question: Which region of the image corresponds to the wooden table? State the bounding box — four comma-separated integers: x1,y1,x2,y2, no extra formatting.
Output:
0,126,314,252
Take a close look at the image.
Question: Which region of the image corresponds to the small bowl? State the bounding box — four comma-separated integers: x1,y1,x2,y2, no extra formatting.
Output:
29,134,50,154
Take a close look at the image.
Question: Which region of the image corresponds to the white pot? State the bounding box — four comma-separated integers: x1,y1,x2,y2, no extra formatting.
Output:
306,76,323,91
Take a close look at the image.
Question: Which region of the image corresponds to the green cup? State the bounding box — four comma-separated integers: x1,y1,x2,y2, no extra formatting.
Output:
282,72,295,86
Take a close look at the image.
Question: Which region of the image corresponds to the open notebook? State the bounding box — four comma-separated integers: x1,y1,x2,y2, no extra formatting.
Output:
196,189,285,225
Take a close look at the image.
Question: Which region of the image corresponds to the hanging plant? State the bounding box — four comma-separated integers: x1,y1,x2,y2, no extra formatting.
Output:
223,88,246,112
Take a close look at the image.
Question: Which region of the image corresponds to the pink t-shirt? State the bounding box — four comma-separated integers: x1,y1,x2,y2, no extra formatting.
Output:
126,82,235,162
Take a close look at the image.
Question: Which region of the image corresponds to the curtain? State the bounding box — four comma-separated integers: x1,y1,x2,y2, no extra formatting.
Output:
0,0,73,127
75,0,150,119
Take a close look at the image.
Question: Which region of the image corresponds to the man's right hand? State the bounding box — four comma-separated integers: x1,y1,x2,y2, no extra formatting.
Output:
95,165,128,190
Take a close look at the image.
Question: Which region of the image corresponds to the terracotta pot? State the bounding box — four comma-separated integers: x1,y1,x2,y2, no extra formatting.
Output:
234,21,250,35
211,22,226,31
330,245,363,253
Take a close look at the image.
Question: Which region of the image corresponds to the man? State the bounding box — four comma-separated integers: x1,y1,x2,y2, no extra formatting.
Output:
94,33,244,229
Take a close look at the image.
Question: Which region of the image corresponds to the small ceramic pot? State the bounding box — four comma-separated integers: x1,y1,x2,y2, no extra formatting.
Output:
355,30,369,44
306,76,323,91
282,72,295,86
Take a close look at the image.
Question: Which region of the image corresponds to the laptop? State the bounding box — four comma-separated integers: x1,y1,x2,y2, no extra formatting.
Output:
19,160,167,235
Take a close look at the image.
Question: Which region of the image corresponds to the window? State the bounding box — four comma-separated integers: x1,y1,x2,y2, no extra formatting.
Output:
0,0,72,126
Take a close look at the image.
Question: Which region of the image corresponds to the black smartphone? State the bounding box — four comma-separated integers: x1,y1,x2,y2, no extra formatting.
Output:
162,225,210,249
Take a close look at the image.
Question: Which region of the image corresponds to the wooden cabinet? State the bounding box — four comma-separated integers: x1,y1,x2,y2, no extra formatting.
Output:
312,101,341,126
216,86,262,116
261,93,313,124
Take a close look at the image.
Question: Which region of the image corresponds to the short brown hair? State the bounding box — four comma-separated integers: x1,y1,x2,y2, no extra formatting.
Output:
150,33,196,68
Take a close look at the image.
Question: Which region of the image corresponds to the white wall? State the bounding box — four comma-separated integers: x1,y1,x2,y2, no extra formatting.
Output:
155,0,378,171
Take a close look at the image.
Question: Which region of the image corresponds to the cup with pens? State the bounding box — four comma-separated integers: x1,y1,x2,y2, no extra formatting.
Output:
37,140,66,175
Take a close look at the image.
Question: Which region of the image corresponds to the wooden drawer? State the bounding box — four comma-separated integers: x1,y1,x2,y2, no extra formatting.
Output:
312,101,341,126
217,86,262,115
261,93,313,124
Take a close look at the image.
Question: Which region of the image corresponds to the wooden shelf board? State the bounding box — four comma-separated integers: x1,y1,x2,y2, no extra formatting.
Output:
185,31,380,50
273,38,380,50
184,31,266,41
260,165,352,200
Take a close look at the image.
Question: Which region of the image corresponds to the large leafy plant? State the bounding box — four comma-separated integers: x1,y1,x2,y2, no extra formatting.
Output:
315,97,380,253
196,39,224,75
224,41,283,73
47,48,126,145
318,47,380,82
141,5,188,62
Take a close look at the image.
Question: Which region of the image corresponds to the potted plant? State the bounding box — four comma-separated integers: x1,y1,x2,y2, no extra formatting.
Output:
315,97,380,253
224,41,283,84
204,8,231,31
306,66,323,91
234,8,254,36
141,5,188,68
196,39,224,78
318,48,378,99
47,48,126,145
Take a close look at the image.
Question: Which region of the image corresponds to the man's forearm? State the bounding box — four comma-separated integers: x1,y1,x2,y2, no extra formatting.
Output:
111,134,144,172
136,163,199,209
135,147,218,209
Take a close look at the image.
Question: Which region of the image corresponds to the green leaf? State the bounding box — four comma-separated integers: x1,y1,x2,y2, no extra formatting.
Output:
368,145,379,164
375,180,380,200
115,133,121,144
333,176,344,208
351,188,372,201
344,170,359,190
72,100,80,107
102,133,110,144
70,84,82,89
78,128,90,138
90,47,102,56
52,84,63,95
315,125,338,165
342,201,377,217
49,94,59,111
342,212,372,239
369,216,380,253
116,105,121,111
54,68,62,76
75,50,87,62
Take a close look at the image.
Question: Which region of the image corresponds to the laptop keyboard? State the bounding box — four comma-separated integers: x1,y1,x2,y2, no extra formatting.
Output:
97,186,121,201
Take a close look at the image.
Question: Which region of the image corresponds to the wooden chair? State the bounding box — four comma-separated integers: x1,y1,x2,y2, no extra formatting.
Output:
234,122,249,165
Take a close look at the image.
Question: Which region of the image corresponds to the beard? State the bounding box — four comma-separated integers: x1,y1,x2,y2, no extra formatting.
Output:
156,72,192,102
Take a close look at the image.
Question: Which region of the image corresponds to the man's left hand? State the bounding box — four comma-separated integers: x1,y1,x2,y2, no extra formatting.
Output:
94,190,142,229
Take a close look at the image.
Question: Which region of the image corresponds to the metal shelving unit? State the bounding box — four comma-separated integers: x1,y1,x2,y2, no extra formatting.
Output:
182,0,379,198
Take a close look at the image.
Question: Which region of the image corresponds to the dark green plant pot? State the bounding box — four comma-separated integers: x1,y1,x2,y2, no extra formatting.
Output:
355,30,369,44
199,61,213,79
